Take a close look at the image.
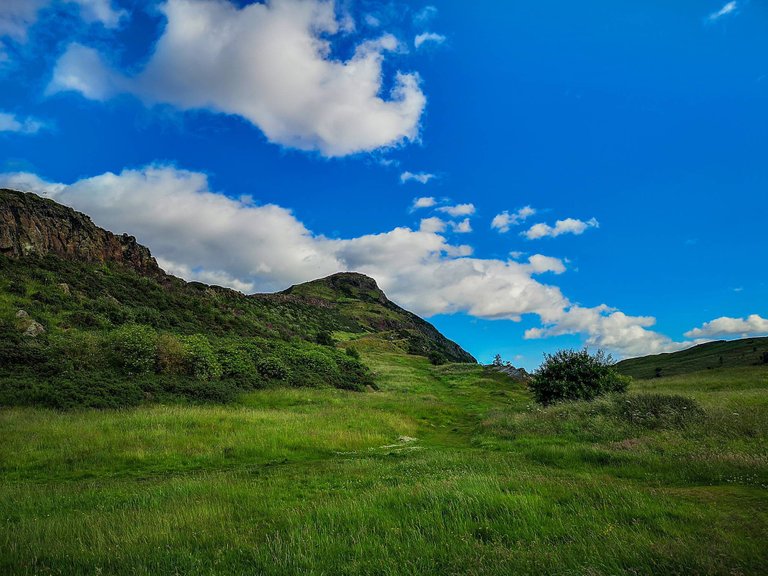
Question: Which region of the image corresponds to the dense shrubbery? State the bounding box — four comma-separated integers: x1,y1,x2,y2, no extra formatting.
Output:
0,256,377,408
529,348,630,405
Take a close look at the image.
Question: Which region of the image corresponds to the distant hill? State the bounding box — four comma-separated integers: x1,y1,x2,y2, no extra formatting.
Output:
616,337,768,379
0,188,474,408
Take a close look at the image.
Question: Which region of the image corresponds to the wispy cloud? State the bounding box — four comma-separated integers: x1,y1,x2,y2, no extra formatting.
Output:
401,171,436,184
708,1,738,21
0,111,47,134
491,206,536,233
413,6,438,25
414,32,446,49
524,217,599,240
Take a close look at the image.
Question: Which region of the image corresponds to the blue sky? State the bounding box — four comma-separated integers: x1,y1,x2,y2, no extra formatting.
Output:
0,0,766,368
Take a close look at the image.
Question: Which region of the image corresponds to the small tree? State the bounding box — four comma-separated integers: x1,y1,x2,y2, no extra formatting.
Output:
528,348,630,405
316,330,334,346
492,354,503,366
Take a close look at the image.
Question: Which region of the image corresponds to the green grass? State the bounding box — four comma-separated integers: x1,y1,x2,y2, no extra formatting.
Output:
1,357,767,574
616,337,768,379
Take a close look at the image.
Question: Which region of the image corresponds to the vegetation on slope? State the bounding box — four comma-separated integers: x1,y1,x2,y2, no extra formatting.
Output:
616,337,768,379
1,357,765,574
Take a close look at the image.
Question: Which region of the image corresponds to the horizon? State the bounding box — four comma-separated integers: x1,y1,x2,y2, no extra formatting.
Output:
0,0,766,370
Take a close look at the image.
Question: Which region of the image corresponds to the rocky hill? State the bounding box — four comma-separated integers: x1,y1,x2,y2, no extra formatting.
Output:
0,188,162,277
0,188,475,408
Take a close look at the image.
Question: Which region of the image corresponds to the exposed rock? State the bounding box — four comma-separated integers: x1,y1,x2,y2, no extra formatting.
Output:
58,282,70,295
15,309,29,319
0,188,163,277
490,364,531,382
23,320,45,337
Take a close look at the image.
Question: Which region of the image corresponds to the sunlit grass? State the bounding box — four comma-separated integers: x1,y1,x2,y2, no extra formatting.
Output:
1,355,766,575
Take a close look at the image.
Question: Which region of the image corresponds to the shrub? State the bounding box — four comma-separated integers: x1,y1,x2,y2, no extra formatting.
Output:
109,324,158,375
216,342,258,382
256,356,290,381
529,348,630,405
428,351,446,366
156,333,186,375
181,334,222,380
346,347,360,360
316,330,334,346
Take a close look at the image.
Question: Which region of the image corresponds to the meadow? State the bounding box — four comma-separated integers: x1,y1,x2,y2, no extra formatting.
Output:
1,353,766,575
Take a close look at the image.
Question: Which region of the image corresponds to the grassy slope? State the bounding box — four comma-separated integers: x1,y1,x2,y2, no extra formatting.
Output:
1,358,766,575
616,337,768,379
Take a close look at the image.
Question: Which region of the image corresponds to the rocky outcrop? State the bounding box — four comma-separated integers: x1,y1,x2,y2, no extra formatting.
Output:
490,364,531,382
0,189,163,277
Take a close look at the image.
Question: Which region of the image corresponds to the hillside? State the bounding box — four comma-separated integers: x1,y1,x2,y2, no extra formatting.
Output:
616,337,768,379
0,188,474,408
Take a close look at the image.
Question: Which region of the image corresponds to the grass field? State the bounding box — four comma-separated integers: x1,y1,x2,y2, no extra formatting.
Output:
1,354,766,575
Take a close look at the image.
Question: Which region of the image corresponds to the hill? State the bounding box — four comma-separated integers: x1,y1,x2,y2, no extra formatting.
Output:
616,337,768,379
0,188,474,408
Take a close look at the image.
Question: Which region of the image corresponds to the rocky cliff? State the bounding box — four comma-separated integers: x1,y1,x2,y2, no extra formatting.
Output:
0,189,162,277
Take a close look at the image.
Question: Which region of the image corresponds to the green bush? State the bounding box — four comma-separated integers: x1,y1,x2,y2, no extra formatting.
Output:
316,330,335,346
346,347,360,360
109,324,158,375
216,342,258,382
181,334,222,381
256,356,290,381
156,333,186,375
529,348,630,405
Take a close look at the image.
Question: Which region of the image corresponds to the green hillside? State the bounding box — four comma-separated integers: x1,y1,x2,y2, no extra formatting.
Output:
616,337,768,379
0,189,473,408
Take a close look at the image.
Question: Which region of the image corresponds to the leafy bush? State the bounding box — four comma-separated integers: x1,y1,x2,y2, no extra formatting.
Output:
428,351,446,366
109,324,158,375
156,333,186,375
181,334,222,380
346,346,360,360
529,348,630,405
256,356,290,381
316,330,334,346
216,342,259,383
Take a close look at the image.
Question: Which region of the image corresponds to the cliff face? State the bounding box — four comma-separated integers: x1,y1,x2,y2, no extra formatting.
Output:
0,189,162,277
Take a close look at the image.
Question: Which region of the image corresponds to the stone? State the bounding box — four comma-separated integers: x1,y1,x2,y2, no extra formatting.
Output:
23,320,45,337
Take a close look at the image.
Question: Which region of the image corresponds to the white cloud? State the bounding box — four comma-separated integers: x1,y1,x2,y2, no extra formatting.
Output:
401,171,436,184
0,165,710,359
419,216,445,233
684,314,768,338
0,111,47,134
414,6,437,24
491,206,536,233
411,196,437,210
48,0,426,157
451,218,472,234
414,32,446,49
437,203,475,217
0,0,123,40
524,217,599,240
708,1,738,21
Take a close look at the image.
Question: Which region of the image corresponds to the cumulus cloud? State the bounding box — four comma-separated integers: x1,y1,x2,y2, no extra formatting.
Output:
491,206,536,233
411,196,437,210
0,111,47,134
0,165,706,359
437,203,475,217
414,32,446,49
524,217,599,240
684,314,768,338
708,1,738,21
450,218,472,234
48,0,427,157
401,171,436,184
419,216,445,233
